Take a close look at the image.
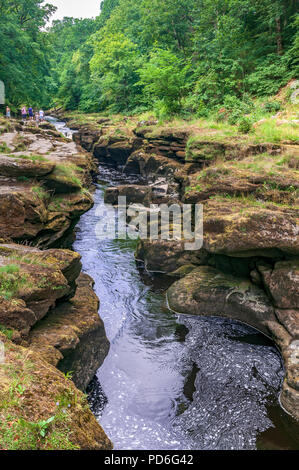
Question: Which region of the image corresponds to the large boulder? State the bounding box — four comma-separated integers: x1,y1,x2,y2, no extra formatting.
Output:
167,266,276,334
0,245,82,337
136,239,208,273
124,150,183,179
104,184,153,206
0,186,48,240
0,181,92,247
203,200,299,257
258,260,299,309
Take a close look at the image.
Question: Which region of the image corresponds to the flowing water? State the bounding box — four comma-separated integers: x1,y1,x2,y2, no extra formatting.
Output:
52,118,298,451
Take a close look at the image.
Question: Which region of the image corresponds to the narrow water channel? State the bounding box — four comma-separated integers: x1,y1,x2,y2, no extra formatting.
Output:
52,118,299,450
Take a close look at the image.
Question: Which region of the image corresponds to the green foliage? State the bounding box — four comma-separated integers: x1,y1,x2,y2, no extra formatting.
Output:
245,54,291,96
0,264,27,300
238,117,252,134
31,185,49,200
0,143,11,153
263,100,281,114
18,416,55,438
0,0,56,109
1,0,297,115
90,33,143,112
14,154,47,163
0,325,14,340
0,412,78,450
138,49,189,116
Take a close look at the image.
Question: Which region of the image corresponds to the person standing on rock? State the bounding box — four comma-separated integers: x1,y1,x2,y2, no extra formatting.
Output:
28,106,34,120
35,111,39,123
39,109,44,121
5,106,10,118
21,106,27,121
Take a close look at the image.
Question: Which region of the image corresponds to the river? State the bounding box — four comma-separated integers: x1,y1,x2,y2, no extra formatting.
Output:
51,117,298,450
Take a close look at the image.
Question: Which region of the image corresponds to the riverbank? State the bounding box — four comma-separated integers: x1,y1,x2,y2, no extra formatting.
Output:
59,99,298,423
0,118,112,449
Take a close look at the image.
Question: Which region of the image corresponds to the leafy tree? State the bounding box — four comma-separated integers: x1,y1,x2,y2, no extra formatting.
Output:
90,33,143,112
0,0,56,110
3,0,295,114
139,49,190,115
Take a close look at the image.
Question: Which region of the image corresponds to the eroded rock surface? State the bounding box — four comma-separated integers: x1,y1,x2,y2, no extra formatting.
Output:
0,332,112,450
0,120,112,449
53,115,299,421
0,121,94,247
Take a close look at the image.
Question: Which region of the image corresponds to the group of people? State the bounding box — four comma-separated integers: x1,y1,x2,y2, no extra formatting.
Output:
21,106,45,122
5,106,45,122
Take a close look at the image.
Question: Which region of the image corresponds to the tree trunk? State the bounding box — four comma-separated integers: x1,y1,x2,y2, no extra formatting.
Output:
275,17,283,55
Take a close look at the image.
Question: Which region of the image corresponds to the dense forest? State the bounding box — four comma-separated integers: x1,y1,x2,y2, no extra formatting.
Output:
1,0,298,117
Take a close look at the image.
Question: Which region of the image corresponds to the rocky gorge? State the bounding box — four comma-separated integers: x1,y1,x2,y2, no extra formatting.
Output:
69,112,299,423
0,117,112,449
0,109,298,450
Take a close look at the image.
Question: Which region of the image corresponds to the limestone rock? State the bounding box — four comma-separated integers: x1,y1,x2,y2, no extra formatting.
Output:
275,309,299,338
203,200,299,257
136,239,207,273
0,244,83,336
259,260,299,309
29,273,109,391
167,266,276,334
0,187,48,240
0,155,55,178
0,298,36,337
105,184,152,206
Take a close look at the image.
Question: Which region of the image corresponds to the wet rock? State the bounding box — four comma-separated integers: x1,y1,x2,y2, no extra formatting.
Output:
104,184,152,206
136,239,208,273
167,266,276,335
168,264,198,278
281,382,299,420
124,150,183,179
93,134,142,166
284,340,299,390
73,126,102,152
264,320,292,350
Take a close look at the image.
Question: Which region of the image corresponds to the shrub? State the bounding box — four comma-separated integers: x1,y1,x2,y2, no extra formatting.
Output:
263,100,281,114
245,54,291,96
238,117,252,134
138,48,189,116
